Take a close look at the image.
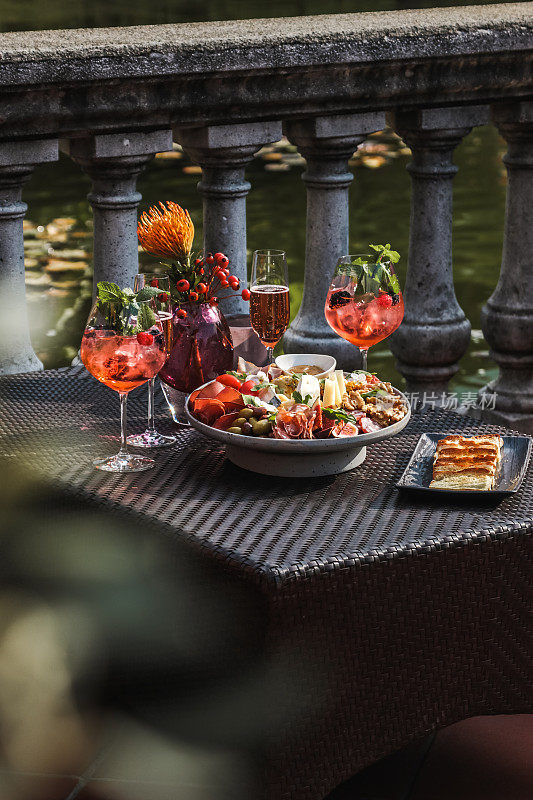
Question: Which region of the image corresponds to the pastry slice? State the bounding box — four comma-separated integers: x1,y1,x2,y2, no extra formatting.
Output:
429,435,503,490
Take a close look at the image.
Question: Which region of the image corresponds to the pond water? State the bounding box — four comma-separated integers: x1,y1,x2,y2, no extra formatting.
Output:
3,0,507,395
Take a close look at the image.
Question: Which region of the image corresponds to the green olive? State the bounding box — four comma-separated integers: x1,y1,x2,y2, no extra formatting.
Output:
227,426,242,435
240,408,254,419
252,419,272,437
234,417,247,427
252,407,264,419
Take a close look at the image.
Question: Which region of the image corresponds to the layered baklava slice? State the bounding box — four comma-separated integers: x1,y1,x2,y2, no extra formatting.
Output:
430,435,503,491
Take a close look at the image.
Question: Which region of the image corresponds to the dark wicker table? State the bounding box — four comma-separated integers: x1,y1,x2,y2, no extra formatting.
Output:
1,367,532,800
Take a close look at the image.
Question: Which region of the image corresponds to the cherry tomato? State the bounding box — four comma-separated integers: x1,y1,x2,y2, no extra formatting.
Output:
240,379,257,394
217,374,242,390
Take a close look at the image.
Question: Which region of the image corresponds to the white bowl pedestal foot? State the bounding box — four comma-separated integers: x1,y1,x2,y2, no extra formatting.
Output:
226,445,367,477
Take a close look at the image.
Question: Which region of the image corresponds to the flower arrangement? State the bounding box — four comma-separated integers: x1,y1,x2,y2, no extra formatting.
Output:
137,201,250,317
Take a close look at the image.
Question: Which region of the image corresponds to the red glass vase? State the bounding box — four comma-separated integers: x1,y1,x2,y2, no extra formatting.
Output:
159,302,234,423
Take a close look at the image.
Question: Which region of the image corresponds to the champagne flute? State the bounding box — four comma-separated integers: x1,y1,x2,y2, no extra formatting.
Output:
80,297,167,472
127,273,177,448
324,254,404,371
249,249,290,365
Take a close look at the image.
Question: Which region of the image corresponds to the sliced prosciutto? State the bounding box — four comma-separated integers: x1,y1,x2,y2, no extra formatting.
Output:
272,403,321,440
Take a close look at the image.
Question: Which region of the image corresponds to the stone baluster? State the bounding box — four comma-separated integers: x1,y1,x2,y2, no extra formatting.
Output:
478,101,533,432
283,113,385,369
61,130,173,292
174,122,282,319
388,106,489,396
0,139,58,374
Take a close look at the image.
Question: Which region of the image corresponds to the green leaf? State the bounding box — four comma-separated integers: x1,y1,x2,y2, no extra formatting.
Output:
368,243,401,264
135,303,158,332
135,286,165,302
97,282,123,303
293,390,303,404
323,407,361,424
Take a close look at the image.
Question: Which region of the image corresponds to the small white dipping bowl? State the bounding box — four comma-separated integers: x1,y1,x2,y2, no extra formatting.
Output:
275,353,336,378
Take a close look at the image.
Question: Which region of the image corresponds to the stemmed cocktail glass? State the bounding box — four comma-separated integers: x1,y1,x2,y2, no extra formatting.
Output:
127,273,177,448
324,253,404,371
81,291,167,472
249,249,290,365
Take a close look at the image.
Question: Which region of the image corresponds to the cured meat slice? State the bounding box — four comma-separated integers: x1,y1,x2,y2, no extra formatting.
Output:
191,397,226,426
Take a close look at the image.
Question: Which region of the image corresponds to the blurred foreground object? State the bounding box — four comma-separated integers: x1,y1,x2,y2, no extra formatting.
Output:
0,466,297,800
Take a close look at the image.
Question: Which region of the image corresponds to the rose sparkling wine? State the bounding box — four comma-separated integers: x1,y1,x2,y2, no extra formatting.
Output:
81,330,167,393
249,285,290,348
324,252,404,371
80,290,168,473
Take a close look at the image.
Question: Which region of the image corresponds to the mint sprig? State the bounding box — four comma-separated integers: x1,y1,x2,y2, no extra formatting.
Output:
96,281,161,335
338,244,400,296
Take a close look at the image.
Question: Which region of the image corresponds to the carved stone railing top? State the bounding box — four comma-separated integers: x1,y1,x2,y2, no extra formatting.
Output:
0,4,531,138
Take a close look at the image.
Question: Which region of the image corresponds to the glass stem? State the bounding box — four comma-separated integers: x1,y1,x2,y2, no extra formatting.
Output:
266,347,274,366
147,377,156,432
360,348,369,372
119,392,129,457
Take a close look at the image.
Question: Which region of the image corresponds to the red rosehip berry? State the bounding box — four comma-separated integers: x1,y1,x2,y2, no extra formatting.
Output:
214,252,225,264
198,267,204,275
218,255,229,268
176,308,187,319
176,279,190,292
136,331,154,345
189,291,199,301
378,293,393,308
228,274,238,283
206,254,215,265
195,257,204,267
159,292,170,303
241,289,251,301
149,278,159,288
197,283,207,294
209,297,218,306
229,279,239,289
220,279,229,288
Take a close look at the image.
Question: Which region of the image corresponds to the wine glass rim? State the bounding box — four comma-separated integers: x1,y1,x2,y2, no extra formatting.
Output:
253,249,286,256
337,254,372,260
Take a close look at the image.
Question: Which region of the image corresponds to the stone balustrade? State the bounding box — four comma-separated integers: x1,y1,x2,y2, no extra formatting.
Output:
0,4,531,427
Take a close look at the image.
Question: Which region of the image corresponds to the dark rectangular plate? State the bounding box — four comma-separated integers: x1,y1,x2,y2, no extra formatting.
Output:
396,433,532,496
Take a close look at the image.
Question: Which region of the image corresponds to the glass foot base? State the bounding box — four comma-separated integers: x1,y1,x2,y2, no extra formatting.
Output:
127,430,177,448
160,382,190,427
93,452,155,473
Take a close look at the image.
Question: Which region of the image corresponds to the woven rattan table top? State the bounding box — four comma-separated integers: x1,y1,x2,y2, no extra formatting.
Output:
1,367,532,584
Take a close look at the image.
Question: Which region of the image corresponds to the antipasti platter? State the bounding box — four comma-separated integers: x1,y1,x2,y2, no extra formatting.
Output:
186,354,410,476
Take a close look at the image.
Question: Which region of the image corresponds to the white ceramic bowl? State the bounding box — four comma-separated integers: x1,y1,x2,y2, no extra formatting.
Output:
185,381,411,477
274,353,336,379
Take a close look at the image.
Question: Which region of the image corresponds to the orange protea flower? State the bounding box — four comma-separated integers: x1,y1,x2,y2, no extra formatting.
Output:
137,201,194,262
